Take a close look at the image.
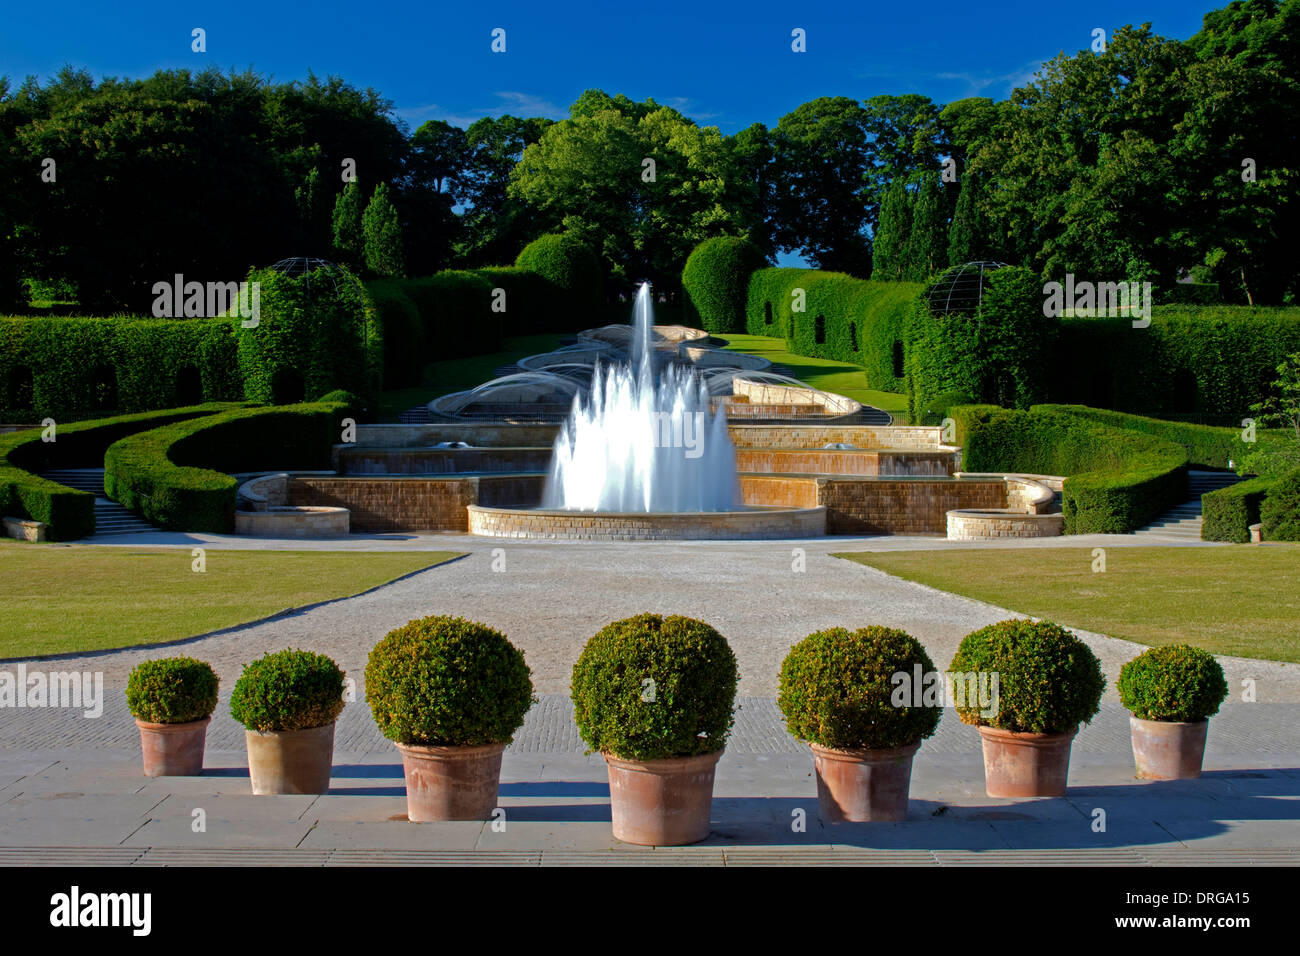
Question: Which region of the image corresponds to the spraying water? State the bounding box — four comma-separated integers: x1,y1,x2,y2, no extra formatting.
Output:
543,283,741,512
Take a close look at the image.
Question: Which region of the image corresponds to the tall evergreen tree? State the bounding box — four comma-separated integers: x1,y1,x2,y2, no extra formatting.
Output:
904,173,945,281
947,171,985,265
872,178,912,281
294,165,332,256
331,180,364,267
362,182,405,277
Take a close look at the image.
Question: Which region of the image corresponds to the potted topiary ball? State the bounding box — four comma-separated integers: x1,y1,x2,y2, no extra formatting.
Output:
950,619,1105,798
571,613,738,846
366,615,535,821
1118,644,1228,780
229,649,346,795
126,657,220,776
778,626,941,822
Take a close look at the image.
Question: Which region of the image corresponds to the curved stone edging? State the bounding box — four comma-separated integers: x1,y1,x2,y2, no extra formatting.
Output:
467,504,827,540
947,509,1065,539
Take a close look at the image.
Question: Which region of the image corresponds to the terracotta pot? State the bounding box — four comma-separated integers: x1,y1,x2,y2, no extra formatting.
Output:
605,750,722,846
811,740,921,822
135,716,210,776
245,722,335,794
395,741,507,821
978,725,1077,797
1130,716,1208,780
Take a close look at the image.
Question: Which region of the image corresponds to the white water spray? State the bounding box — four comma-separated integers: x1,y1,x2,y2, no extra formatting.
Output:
543,284,740,512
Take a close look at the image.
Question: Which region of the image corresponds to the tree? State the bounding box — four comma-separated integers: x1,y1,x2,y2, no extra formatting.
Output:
872,179,912,281
904,173,946,280
331,180,364,266
457,115,553,266
769,97,873,274
362,182,405,277
947,171,986,265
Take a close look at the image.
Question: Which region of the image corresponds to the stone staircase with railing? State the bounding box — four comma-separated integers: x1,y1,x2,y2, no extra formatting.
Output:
38,468,158,536
1133,469,1244,540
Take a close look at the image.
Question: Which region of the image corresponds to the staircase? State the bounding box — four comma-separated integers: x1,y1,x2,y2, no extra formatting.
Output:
38,469,158,536
1133,469,1244,540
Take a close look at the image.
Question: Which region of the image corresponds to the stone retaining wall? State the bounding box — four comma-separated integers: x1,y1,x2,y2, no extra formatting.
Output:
235,507,349,537
467,505,826,541
947,510,1066,539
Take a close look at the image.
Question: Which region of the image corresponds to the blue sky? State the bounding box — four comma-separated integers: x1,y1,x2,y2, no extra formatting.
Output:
4,0,1214,135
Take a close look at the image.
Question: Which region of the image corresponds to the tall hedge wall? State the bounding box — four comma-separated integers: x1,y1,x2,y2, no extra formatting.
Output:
104,402,348,533
959,406,1189,534
1201,476,1276,543
515,233,603,311
0,316,241,422
1052,307,1300,421
744,267,920,392
0,404,241,540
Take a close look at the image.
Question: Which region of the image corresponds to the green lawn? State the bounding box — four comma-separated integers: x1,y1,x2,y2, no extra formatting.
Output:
718,333,909,417
0,544,461,658
377,333,568,421
836,546,1300,663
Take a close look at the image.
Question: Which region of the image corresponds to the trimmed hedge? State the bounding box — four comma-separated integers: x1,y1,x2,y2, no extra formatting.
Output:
0,316,241,421
125,657,221,725
681,236,767,334
959,406,1189,533
103,402,348,533
744,267,920,392
515,233,603,310
0,404,241,540
1053,307,1300,421
237,265,382,404
1118,645,1228,723
229,649,346,733
1260,467,1300,541
363,279,425,389
1201,476,1276,542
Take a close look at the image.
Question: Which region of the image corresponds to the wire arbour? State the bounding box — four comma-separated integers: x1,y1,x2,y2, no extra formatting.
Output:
924,261,1009,315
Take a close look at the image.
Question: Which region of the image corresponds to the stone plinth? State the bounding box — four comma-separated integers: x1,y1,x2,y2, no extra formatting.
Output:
467,505,826,541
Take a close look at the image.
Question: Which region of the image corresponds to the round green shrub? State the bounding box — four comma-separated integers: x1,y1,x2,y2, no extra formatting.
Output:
365,615,535,746
682,236,767,334
229,649,346,732
125,657,219,724
571,613,738,760
777,626,941,750
949,619,1105,734
515,233,603,308
1117,644,1228,722
1260,467,1300,541
315,388,377,425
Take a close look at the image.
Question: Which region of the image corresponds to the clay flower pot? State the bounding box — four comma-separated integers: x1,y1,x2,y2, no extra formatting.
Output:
978,725,1078,797
395,741,507,821
136,716,211,776
605,750,722,846
245,722,335,794
811,740,920,822
1130,716,1208,780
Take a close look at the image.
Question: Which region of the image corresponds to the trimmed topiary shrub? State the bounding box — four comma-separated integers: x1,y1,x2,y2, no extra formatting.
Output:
229,649,346,732
365,615,535,746
1260,467,1300,540
949,619,1106,735
777,626,941,750
681,236,767,334
1117,645,1228,723
126,657,220,725
315,388,377,425
571,613,738,760
515,233,603,310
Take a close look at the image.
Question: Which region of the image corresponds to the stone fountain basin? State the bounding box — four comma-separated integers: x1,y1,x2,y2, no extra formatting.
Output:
466,504,826,541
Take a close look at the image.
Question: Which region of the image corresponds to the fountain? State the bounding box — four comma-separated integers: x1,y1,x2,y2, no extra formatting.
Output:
543,284,740,512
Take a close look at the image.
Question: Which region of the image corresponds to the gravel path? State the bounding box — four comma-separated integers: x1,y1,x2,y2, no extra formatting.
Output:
9,535,1299,703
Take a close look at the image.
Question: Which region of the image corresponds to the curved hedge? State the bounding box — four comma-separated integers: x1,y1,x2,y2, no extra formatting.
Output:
1201,476,1276,542
0,404,241,540
103,402,349,532
744,267,920,391
515,233,603,310
681,236,767,334
959,406,1189,533
1260,467,1300,541
0,316,240,421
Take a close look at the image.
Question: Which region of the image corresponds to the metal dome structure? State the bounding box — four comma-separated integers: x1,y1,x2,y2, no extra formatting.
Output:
923,261,1010,315
267,257,356,300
